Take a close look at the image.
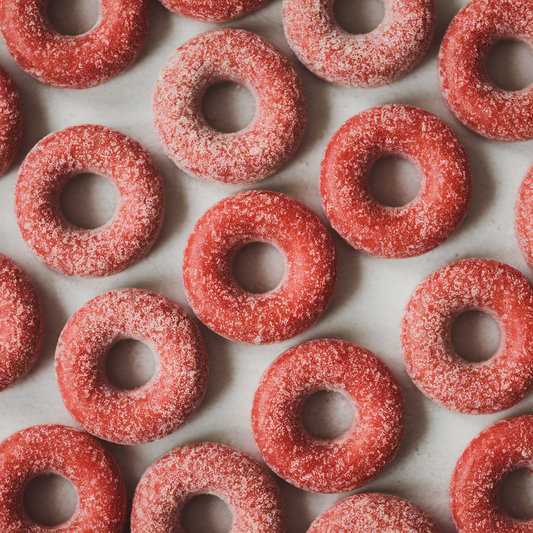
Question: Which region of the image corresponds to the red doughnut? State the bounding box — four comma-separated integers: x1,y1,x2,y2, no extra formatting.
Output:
131,442,286,533
55,289,209,445
283,0,435,88
515,165,533,268
0,65,23,177
401,258,533,414
0,254,44,392
0,424,126,532
439,0,533,142
183,190,338,345
152,29,307,184
251,339,405,493
451,415,533,533
320,105,472,258
158,0,269,22
15,125,165,278
0,0,149,89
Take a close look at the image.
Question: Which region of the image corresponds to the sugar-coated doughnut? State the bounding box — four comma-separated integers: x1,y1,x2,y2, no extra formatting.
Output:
0,254,44,392
0,0,149,89
153,29,307,184
401,259,533,414
515,164,533,268
439,0,533,142
183,191,337,345
158,0,269,22
451,415,533,533
131,442,286,533
15,125,165,278
320,105,472,258
308,493,442,532
0,424,126,532
283,0,436,88
252,339,405,493
0,65,23,177
55,289,208,445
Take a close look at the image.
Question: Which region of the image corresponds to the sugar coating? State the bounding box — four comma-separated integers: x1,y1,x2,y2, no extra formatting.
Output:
15,124,165,278
320,105,472,259
515,163,533,268
158,0,269,22
251,339,405,493
0,65,23,177
152,29,307,184
401,259,533,414
131,442,286,533
0,424,126,532
183,190,338,345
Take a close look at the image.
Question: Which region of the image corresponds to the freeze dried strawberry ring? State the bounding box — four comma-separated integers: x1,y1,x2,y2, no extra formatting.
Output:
0,65,23,177
158,0,268,22
320,105,472,258
153,29,307,184
252,339,405,493
55,289,209,445
15,125,165,278
183,190,337,345
0,0,149,89
131,442,286,533
0,424,127,532
401,259,533,414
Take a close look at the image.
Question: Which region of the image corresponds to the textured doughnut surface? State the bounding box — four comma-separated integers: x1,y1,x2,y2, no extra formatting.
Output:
320,105,472,258
153,29,307,184
15,124,165,278
0,0,149,89
55,289,209,445
0,424,126,532
252,339,405,493
183,190,337,345
283,0,435,88
451,415,533,533
401,258,533,414
439,0,533,142
0,65,23,177
515,164,533,268
158,0,269,22
131,442,286,533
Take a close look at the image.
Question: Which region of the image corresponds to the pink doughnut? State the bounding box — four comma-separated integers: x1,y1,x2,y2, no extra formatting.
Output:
131,442,286,533
158,0,269,22
15,125,165,278
515,165,533,268
401,259,533,414
451,415,533,533
320,105,472,258
0,424,126,532
0,0,149,89
152,29,307,184
0,253,44,392
55,289,208,445
439,0,533,142
0,65,23,177
252,339,405,493
183,190,337,345
283,0,436,88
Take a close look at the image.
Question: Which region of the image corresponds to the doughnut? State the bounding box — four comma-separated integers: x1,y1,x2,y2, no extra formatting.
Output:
320,105,472,258
282,0,436,88
0,253,44,392
251,339,405,493
183,190,337,345
439,0,533,142
0,0,149,89
515,164,533,267
0,424,126,532
15,124,165,278
451,415,533,533
131,442,286,533
0,65,23,177
55,288,209,445
158,0,269,22
152,29,307,184
401,258,533,414
308,493,442,532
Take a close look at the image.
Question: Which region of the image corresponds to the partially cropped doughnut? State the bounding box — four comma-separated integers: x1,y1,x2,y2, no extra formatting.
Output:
515,165,533,268
252,339,405,493
158,0,269,22
153,29,307,184
401,258,533,414
0,0,149,89
0,65,23,177
55,289,208,445
0,424,126,532
183,190,337,345
15,124,165,278
131,442,286,533
320,105,472,258
283,0,436,88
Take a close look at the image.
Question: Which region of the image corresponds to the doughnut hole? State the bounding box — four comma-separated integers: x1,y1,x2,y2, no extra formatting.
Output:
333,0,385,35
486,39,533,92
106,339,156,390
499,468,533,520
181,494,232,533
47,0,100,36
